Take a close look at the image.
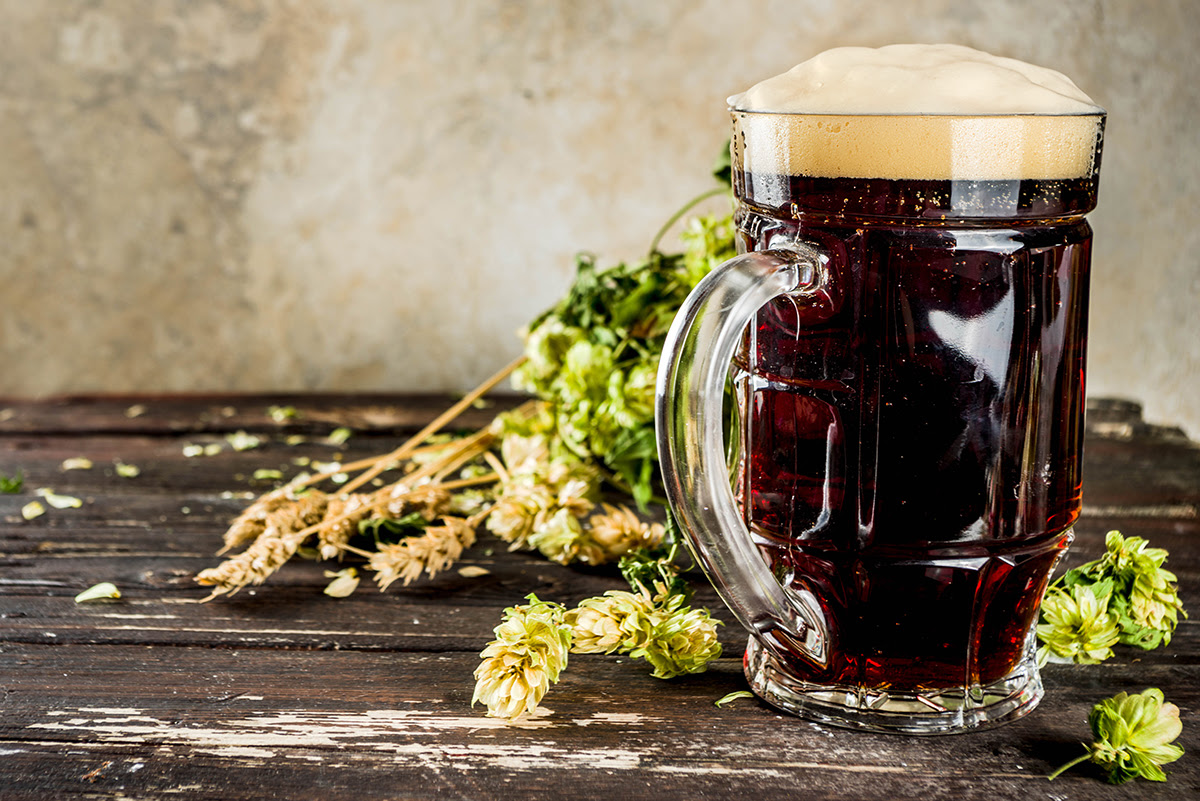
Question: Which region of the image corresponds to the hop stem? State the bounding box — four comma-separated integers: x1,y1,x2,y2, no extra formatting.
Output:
1047,752,1093,781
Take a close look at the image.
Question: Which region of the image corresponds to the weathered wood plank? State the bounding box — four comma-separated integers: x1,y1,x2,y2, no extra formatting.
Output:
0,394,1197,800
1,643,1197,801
0,393,522,436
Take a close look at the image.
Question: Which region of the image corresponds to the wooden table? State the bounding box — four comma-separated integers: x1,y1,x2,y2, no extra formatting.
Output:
1,394,1196,800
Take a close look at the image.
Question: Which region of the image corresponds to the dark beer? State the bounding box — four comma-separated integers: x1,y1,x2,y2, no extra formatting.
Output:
658,46,1108,730
731,167,1098,690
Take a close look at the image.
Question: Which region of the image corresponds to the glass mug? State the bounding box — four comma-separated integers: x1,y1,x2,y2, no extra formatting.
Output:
656,109,1104,734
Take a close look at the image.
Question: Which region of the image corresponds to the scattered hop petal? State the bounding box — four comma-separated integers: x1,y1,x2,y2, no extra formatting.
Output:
225,431,262,451
0,470,23,493
62,458,94,471
114,461,140,478
326,427,353,445
21,500,45,520
75,582,121,603
267,405,299,423
36,488,83,509
473,595,571,719
715,690,754,708
322,568,360,598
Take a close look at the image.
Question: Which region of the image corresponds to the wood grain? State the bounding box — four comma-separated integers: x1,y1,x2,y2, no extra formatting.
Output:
1,395,1197,800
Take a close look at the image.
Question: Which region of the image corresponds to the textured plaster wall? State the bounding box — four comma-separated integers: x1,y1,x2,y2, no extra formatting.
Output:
1,0,1197,435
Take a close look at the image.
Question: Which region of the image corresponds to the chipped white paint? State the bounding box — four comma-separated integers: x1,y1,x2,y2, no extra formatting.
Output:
195,746,277,759
489,747,641,772
571,712,647,726
25,705,666,772
86,624,472,639
0,579,71,586
651,763,788,779
652,760,913,776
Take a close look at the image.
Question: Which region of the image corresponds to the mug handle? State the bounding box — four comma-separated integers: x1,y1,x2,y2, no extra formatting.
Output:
655,240,831,667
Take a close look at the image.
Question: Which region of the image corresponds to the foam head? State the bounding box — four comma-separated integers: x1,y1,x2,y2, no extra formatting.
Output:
729,45,1104,181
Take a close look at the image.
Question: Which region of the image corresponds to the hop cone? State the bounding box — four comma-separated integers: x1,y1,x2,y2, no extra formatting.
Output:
472,595,572,719
1037,584,1120,664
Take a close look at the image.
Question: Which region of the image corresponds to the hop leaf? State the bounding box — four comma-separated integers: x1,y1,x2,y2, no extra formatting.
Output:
1050,688,1185,784
0,470,23,493
505,192,735,513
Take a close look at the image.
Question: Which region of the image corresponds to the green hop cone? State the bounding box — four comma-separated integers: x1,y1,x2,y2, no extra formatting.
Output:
527,507,588,565
472,594,572,720
1036,583,1120,665
633,593,723,679
1105,531,1186,638
1050,688,1185,784
679,208,736,288
564,585,722,679
1057,530,1187,652
566,589,657,655
511,318,585,397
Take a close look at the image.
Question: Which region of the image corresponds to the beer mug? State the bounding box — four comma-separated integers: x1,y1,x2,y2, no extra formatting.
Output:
655,71,1105,733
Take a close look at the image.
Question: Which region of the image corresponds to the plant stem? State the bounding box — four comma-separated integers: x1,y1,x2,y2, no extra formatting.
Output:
648,186,729,256
338,356,524,494
438,473,499,491
1047,751,1093,781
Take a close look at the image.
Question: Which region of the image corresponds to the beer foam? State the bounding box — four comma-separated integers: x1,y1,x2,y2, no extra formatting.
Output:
729,45,1104,180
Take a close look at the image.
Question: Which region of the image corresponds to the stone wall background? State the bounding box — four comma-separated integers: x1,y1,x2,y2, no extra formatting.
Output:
2,0,1197,435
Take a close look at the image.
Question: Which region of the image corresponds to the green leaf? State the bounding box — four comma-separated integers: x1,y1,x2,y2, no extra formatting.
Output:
225,431,262,451
326,427,353,445
114,461,141,478
0,470,23,493
359,512,428,544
